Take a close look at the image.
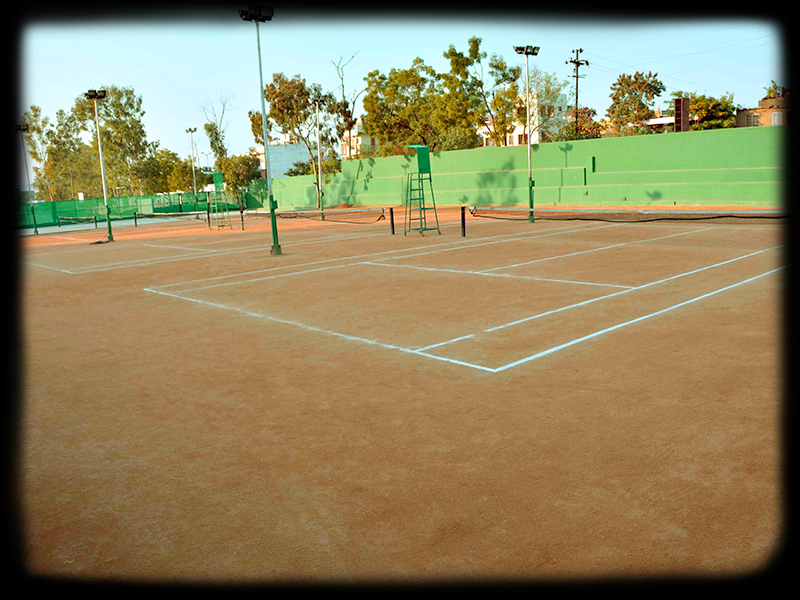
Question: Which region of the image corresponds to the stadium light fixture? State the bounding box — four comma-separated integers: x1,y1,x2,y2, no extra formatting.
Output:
85,89,113,241
239,5,273,21
513,45,539,222
240,5,281,255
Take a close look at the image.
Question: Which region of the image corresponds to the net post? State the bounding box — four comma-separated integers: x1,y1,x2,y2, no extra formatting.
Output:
389,207,395,234
528,178,535,223
268,194,282,255
461,205,466,237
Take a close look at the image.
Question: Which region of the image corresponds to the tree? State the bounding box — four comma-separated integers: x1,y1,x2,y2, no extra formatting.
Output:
664,91,737,131
201,95,231,169
73,85,159,196
257,73,339,208
560,107,604,140
21,105,56,201
606,71,666,136
331,52,364,145
362,58,442,155
443,37,521,147
517,66,571,143
218,152,261,229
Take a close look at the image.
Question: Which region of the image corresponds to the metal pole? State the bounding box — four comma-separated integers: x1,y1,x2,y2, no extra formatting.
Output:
316,100,324,220
94,97,113,241
525,53,534,223
256,19,281,255
188,128,198,204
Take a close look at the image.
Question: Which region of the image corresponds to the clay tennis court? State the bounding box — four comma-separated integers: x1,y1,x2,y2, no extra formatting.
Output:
19,205,784,581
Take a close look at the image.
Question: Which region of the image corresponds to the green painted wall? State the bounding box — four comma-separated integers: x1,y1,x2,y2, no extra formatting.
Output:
18,126,786,229
271,125,785,210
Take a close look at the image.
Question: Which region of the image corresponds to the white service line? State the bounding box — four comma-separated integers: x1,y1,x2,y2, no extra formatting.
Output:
492,266,784,372
150,220,612,291
478,226,714,273
361,261,635,289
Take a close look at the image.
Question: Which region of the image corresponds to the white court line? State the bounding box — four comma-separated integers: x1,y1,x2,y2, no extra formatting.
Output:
21,261,76,274
362,261,635,289
492,266,784,372
152,221,612,292
478,227,714,273
144,263,783,374
143,287,496,373
140,243,220,252
424,244,784,349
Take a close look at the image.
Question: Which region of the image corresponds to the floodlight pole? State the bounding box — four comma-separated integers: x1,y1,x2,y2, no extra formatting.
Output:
17,123,38,235
186,127,198,203
88,90,113,241
515,45,539,223
242,7,282,255
316,99,324,220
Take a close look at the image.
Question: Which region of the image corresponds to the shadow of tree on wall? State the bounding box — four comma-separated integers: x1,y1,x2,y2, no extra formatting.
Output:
559,142,573,168
475,157,518,207
646,189,663,202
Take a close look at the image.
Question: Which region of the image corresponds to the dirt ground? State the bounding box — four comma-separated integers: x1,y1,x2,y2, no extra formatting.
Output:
17,206,785,584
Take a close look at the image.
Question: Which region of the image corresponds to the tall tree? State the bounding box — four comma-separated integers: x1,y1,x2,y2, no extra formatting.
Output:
362,58,442,155
219,152,261,228
256,73,338,208
201,95,231,169
444,37,521,147
331,52,364,145
21,105,56,201
606,71,666,136
72,85,159,196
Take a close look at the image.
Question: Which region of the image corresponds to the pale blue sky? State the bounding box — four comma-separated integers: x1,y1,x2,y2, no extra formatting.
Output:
17,7,784,188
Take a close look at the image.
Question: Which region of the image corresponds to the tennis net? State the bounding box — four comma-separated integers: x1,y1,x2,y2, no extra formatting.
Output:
133,211,209,227
58,215,98,228
246,207,387,225
468,205,785,224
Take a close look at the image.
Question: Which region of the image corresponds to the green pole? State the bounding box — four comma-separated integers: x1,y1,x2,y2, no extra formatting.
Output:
525,52,535,223
92,96,114,241
255,19,281,255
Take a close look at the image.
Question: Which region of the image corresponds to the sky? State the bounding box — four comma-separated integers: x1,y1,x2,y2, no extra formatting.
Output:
15,5,785,190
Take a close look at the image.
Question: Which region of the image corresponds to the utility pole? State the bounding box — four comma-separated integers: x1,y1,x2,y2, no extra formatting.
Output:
566,49,589,139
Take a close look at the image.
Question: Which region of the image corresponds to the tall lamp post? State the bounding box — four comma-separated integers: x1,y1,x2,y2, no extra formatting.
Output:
186,127,198,204
513,45,539,223
239,4,281,256
17,123,38,235
86,89,113,241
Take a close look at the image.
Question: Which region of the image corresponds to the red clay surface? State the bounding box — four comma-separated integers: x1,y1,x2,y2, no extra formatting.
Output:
19,205,784,583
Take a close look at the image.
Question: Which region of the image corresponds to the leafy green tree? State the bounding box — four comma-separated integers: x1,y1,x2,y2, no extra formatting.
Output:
517,66,572,143
443,37,521,147
362,58,442,155
21,105,56,201
219,152,261,228
559,107,604,140
606,71,666,136
256,73,339,208
664,91,737,130
72,85,159,196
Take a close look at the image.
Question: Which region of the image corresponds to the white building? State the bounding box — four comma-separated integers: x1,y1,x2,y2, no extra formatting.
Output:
250,140,310,179
341,118,379,160
478,92,569,147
